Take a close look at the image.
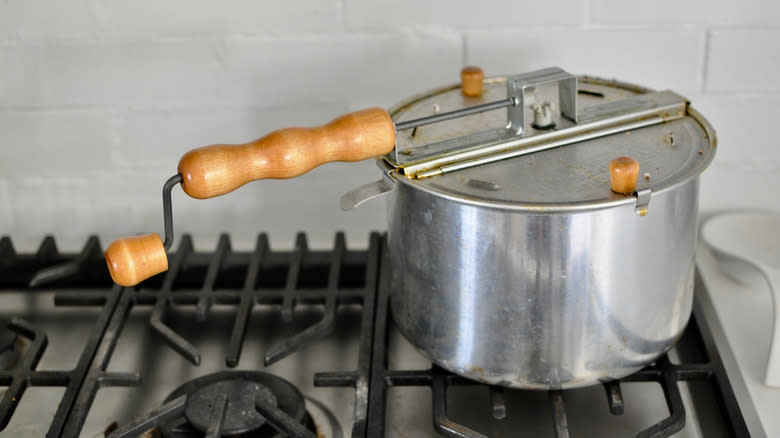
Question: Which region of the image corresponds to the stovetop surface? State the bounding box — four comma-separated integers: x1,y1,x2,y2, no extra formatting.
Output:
0,233,752,437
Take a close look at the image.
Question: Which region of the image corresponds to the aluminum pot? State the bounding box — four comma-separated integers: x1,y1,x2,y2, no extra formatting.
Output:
105,67,716,390
387,173,700,389
352,70,716,389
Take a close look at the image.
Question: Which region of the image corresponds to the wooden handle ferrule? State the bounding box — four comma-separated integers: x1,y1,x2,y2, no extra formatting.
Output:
178,107,396,199
105,233,168,287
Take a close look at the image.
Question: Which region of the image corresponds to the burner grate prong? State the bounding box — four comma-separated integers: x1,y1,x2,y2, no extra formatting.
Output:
432,367,488,438
489,386,507,420
149,235,200,365
265,232,345,366
0,237,14,259
226,234,269,367
196,234,232,321
204,393,228,438
281,233,308,322
106,395,187,438
28,235,102,288
635,356,686,438
254,395,317,438
549,390,570,438
603,381,625,415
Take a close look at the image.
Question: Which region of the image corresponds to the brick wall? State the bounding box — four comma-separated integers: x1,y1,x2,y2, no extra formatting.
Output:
1,1,778,251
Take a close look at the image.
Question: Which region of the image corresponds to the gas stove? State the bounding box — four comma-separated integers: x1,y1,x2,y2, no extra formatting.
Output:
0,232,753,437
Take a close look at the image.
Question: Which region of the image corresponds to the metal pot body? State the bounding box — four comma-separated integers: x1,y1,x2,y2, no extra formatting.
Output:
388,177,699,389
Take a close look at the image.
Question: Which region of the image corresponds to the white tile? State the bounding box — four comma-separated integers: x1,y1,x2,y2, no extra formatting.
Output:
706,29,780,93
0,34,462,109
691,95,780,167
591,0,780,25
96,0,343,35
0,0,98,41
5,176,96,251
467,29,704,93
0,41,224,107
700,163,780,213
220,33,463,108
0,110,113,176
113,104,350,170
345,0,583,29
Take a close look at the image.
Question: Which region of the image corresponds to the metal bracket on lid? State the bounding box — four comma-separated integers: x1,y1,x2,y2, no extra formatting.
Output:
634,188,652,216
379,66,691,180
505,67,577,134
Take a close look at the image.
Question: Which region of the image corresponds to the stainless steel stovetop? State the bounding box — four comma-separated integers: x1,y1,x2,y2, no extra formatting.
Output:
0,233,750,437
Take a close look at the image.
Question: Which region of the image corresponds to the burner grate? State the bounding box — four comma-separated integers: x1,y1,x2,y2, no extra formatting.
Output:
0,289,140,436
0,233,753,437
53,232,381,370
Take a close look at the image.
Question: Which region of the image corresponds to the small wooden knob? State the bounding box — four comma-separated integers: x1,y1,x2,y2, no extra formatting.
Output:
178,107,396,199
105,234,168,287
609,157,640,195
461,66,484,97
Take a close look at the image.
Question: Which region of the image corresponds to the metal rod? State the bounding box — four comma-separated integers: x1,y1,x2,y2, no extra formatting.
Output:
254,396,317,438
162,174,183,251
395,98,514,131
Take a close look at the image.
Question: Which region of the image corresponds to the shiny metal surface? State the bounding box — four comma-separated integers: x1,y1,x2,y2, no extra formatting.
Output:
379,73,716,389
393,97,514,132
400,110,711,211
388,178,700,389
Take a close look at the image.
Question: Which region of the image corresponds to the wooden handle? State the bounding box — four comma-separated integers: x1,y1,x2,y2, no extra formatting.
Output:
178,107,396,199
609,156,640,195
105,234,168,287
461,66,484,97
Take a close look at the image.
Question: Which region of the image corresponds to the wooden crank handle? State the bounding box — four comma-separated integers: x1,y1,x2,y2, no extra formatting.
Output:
178,107,396,199
105,234,168,287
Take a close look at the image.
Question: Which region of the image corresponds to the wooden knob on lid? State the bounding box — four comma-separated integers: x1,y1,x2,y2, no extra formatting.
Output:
461,66,484,97
609,156,640,195
105,233,169,287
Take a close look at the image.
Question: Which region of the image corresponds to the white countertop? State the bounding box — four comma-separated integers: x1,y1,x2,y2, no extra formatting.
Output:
696,243,780,438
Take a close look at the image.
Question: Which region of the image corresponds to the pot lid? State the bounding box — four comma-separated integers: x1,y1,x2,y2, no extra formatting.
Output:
381,67,716,213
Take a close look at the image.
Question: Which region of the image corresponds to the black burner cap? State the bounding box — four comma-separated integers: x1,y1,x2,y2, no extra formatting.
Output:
185,379,278,435
161,371,308,438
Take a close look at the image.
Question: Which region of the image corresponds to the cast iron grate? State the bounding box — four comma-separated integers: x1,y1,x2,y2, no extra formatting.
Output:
0,232,380,437
0,233,752,437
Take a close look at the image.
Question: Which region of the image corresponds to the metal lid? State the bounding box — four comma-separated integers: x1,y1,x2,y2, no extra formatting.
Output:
384,70,716,213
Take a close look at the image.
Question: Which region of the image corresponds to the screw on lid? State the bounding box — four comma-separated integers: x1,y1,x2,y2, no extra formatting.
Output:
387,75,716,212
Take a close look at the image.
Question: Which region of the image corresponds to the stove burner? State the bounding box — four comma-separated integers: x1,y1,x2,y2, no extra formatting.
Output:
185,379,277,435
0,321,19,371
160,371,312,438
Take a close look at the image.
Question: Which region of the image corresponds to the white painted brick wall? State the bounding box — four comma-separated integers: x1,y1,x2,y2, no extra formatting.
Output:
706,28,780,92
590,0,780,25
0,110,113,176
0,0,99,41
466,29,704,93
345,0,584,29
0,1,778,252
96,0,343,35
